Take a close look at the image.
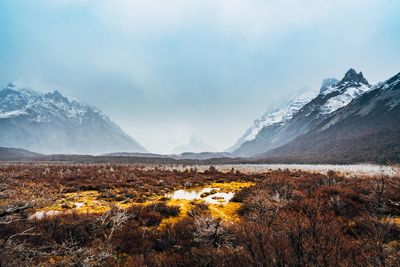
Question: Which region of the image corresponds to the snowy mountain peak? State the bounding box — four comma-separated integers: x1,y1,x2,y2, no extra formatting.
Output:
0,83,146,154
318,70,371,115
0,83,100,125
232,69,398,158
338,68,369,86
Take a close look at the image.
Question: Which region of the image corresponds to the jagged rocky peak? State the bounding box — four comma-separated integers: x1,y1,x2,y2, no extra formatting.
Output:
320,78,339,94
338,68,369,86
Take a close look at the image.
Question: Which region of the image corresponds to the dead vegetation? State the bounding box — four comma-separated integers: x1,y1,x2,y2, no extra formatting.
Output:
0,164,399,266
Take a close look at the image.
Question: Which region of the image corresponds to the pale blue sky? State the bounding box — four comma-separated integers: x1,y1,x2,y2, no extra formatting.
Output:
1,0,399,153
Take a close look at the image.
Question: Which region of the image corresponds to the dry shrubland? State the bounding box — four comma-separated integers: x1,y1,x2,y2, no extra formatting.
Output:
0,164,399,266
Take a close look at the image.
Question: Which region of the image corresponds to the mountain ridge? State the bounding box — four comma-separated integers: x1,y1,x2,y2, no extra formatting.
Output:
0,83,146,155
232,68,374,157
258,71,400,163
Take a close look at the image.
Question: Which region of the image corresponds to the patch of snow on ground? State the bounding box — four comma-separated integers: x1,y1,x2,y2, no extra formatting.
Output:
169,187,234,204
29,210,63,220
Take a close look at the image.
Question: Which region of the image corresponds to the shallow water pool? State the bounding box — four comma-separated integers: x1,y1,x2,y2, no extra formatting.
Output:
168,187,234,204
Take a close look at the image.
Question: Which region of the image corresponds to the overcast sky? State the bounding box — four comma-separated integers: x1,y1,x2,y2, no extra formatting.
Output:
1,0,399,153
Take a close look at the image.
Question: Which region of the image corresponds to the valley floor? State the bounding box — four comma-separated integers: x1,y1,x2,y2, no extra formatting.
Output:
170,163,399,177
0,164,399,266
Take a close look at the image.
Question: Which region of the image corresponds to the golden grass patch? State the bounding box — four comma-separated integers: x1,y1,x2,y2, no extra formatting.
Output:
209,181,255,192
208,202,242,222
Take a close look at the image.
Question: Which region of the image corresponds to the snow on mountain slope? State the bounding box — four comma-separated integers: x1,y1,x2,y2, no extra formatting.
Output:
232,68,374,157
0,83,106,124
259,71,400,163
0,82,146,154
300,69,371,118
319,81,370,114
227,90,316,152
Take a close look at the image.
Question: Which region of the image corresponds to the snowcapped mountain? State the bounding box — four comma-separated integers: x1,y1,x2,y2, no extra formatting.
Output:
0,83,105,124
260,71,400,163
233,68,372,157
0,83,146,154
226,90,316,152
318,69,371,114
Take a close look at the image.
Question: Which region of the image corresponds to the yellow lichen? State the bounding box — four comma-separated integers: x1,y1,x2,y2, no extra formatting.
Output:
392,217,400,226
209,181,255,192
382,216,400,226
38,190,136,215
208,202,242,222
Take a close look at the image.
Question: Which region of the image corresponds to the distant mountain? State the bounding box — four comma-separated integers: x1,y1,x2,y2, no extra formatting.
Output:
233,68,372,157
174,152,234,160
171,135,216,154
227,90,317,152
0,147,42,161
103,152,170,158
104,151,234,160
259,72,400,163
0,83,146,154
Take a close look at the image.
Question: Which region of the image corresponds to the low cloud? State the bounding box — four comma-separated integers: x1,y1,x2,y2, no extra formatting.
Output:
1,0,399,152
